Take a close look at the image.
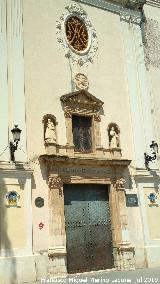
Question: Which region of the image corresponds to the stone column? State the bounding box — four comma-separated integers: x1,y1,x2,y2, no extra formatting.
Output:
113,178,135,270
48,175,67,275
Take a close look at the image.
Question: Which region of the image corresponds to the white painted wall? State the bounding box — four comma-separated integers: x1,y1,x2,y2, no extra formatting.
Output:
0,0,27,162
22,0,148,268
143,4,160,167
23,0,134,162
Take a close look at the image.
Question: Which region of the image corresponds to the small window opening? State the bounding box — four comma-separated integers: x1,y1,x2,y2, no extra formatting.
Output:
72,115,92,152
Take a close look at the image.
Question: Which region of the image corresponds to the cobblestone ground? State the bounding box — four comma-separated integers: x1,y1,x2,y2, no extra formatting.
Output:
24,267,160,284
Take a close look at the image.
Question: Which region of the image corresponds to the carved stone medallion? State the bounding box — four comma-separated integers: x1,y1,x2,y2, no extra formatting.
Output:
35,197,44,208
56,3,98,66
74,73,89,90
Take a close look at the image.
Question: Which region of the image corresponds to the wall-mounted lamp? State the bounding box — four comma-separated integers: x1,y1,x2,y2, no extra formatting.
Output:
144,141,158,170
10,125,22,162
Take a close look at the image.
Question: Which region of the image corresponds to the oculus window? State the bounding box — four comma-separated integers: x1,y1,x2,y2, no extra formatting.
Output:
65,16,88,52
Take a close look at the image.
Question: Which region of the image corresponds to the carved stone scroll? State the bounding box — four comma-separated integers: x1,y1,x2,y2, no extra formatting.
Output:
116,178,126,191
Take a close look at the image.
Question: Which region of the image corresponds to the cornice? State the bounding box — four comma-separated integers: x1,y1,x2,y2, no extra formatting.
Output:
74,0,143,24
146,0,160,7
0,162,33,177
40,154,131,168
74,0,145,14
74,0,123,14
134,168,160,181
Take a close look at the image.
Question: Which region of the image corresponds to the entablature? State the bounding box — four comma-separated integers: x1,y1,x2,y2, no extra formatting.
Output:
40,154,131,168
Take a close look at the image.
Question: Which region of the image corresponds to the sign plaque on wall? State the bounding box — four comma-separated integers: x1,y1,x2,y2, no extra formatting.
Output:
126,194,139,207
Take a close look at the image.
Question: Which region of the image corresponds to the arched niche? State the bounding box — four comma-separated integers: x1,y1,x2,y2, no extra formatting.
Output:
107,122,120,148
42,114,58,144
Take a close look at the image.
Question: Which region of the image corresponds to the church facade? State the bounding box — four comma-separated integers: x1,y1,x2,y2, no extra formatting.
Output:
0,0,160,283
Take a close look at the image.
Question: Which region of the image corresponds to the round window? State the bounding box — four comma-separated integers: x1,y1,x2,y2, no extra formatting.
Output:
65,16,88,52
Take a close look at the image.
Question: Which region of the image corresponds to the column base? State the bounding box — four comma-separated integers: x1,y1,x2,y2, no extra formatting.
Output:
113,243,135,271
48,247,67,276
45,143,57,154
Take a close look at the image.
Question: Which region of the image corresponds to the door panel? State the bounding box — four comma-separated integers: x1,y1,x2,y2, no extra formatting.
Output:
64,184,114,273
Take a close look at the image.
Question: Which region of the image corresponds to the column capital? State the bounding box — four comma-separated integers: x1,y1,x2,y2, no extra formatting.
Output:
120,8,142,25
48,176,62,189
116,178,126,191
48,176,63,196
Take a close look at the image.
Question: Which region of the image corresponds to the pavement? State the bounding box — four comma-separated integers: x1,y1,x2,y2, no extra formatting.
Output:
25,267,160,284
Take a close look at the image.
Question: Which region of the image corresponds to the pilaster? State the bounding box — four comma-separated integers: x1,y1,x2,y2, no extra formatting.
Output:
113,177,135,270
120,10,146,168
48,175,67,275
0,0,9,160
120,8,157,170
132,21,156,168
7,0,27,161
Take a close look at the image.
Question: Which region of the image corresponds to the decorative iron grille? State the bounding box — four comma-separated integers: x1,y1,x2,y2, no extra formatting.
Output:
65,16,88,52
72,115,92,152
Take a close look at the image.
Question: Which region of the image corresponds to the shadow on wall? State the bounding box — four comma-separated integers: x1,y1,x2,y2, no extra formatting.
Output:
0,178,17,284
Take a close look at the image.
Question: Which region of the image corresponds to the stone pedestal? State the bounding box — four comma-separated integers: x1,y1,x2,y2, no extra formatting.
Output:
65,144,74,155
96,146,106,157
48,246,67,275
45,143,57,155
113,244,135,270
111,148,122,159
106,148,122,159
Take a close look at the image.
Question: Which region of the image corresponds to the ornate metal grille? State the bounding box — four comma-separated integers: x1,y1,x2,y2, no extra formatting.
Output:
72,115,92,152
65,16,88,52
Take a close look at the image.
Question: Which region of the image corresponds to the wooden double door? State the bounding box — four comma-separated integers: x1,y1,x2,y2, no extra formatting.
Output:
64,184,114,273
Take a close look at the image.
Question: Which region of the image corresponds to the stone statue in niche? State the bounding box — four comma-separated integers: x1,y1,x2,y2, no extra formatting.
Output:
45,118,56,143
109,127,118,148
108,124,120,148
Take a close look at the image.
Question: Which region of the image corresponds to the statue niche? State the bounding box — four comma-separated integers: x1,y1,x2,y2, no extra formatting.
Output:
43,114,57,144
108,123,120,149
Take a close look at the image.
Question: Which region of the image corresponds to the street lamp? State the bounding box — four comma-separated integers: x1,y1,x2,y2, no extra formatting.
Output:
10,125,22,162
144,141,158,170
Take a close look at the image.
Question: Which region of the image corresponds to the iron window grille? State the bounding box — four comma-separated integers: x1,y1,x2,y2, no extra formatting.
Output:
72,115,92,152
